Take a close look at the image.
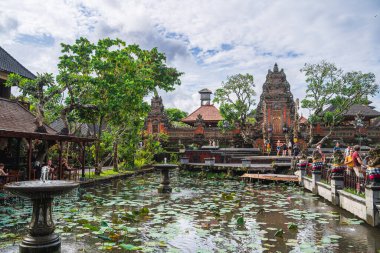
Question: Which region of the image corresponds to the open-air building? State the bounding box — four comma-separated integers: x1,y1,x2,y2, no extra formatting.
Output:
0,46,94,185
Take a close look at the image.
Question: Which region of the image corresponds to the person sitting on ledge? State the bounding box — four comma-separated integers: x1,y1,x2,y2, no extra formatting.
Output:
0,163,8,184
0,163,8,176
62,158,77,180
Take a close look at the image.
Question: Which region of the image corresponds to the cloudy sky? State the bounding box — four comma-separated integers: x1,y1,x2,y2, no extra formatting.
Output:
1,0,379,115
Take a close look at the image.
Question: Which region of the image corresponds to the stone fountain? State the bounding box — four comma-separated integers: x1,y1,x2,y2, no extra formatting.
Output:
4,180,79,253
154,161,178,193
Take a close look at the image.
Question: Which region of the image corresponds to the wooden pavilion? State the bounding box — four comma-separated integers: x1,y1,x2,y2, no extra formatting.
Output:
0,45,95,182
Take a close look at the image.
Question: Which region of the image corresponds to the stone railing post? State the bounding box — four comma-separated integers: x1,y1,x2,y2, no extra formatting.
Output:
180,156,189,164
365,185,380,226
296,159,308,186
365,166,380,226
311,160,324,194
330,164,345,205
312,171,321,194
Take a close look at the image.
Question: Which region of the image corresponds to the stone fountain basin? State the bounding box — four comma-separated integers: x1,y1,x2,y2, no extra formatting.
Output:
154,164,178,169
4,180,79,199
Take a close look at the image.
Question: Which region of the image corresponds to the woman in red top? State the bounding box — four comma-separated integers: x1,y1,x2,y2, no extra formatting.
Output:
352,145,363,177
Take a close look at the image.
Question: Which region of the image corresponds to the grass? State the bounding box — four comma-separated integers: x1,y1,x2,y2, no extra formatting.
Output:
320,179,329,185
343,187,365,198
84,169,135,179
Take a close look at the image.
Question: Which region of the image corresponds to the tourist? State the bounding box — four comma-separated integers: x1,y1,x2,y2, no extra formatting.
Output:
352,145,363,177
266,142,271,156
0,163,7,184
344,145,351,157
288,140,292,156
333,142,341,153
316,144,325,162
0,163,8,176
344,149,354,175
62,158,78,180
276,140,281,156
293,143,300,157
282,142,288,156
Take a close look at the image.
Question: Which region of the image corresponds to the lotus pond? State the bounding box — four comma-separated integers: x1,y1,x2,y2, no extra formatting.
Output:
1,170,380,253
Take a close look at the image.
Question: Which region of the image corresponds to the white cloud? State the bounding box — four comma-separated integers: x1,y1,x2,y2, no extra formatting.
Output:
1,0,379,115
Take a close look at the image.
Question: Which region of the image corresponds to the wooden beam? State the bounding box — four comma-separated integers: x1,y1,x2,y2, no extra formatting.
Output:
0,71,8,80
0,130,96,142
28,138,32,180
58,141,63,180
81,142,85,178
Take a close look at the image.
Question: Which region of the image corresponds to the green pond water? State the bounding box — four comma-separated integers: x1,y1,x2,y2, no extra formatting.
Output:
0,170,379,253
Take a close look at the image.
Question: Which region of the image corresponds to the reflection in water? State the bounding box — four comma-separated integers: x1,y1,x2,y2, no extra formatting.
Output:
0,170,379,252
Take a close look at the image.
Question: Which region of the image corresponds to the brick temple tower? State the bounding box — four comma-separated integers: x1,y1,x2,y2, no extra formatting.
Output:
256,63,296,145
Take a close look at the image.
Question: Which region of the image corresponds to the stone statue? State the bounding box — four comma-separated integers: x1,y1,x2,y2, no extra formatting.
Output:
366,147,380,186
40,165,49,182
331,150,346,177
312,150,324,172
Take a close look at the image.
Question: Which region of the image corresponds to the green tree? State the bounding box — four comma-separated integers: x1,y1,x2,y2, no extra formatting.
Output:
301,60,379,146
165,108,188,122
135,133,168,167
213,73,256,144
57,37,182,174
6,73,64,163
6,73,64,129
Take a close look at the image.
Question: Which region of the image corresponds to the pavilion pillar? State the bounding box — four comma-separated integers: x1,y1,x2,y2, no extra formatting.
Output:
58,141,63,180
81,142,85,178
28,138,32,180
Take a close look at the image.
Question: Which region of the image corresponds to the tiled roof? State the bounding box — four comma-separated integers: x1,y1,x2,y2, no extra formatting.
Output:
299,116,308,124
0,98,56,134
50,118,94,136
324,104,380,118
199,88,212,93
0,46,36,79
181,105,223,123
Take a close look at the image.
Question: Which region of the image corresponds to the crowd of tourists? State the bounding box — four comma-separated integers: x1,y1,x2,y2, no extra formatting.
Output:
265,140,300,157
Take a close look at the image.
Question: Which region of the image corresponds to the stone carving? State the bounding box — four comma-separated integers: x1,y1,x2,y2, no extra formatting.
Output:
366,147,380,186
331,150,346,177
145,95,170,131
256,63,297,143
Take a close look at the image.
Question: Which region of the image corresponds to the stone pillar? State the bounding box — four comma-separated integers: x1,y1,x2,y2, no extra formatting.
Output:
331,176,344,205
330,164,345,205
297,159,308,186
365,185,380,227
180,156,189,164
311,171,321,194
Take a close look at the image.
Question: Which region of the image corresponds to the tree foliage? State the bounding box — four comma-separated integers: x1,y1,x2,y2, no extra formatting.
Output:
6,73,63,130
56,37,182,173
213,73,256,143
6,37,183,173
301,60,379,145
165,108,188,122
